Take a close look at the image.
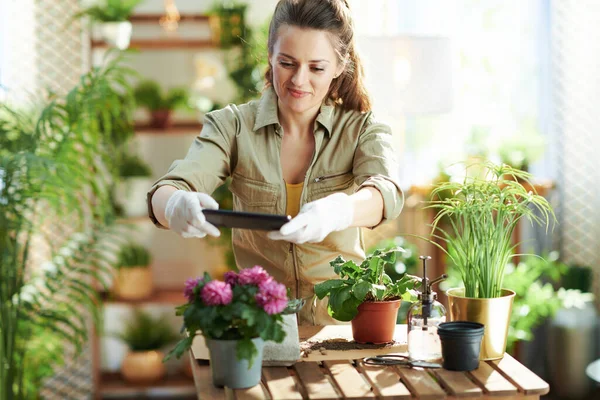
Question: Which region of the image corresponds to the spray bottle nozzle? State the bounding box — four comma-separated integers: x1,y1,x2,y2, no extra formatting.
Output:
417,256,447,301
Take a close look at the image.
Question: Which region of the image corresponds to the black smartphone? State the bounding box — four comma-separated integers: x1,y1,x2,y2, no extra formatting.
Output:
203,209,291,231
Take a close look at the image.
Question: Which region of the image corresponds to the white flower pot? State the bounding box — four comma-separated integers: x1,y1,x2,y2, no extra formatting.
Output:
115,177,154,218
263,314,300,366
100,21,132,50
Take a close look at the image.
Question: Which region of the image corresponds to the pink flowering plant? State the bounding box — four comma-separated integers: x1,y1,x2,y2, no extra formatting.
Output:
165,266,289,366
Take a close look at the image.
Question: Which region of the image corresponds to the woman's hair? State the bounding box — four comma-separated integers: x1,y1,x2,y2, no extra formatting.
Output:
264,0,372,112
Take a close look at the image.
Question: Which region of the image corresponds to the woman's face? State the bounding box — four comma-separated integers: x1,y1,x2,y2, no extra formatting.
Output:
270,25,344,117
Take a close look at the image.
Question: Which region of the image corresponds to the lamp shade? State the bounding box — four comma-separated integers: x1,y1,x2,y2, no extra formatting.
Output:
356,36,453,115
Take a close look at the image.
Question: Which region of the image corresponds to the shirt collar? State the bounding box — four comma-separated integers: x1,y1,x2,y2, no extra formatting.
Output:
253,86,334,137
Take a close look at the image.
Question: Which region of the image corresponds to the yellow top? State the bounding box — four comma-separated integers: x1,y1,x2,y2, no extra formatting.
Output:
285,181,304,217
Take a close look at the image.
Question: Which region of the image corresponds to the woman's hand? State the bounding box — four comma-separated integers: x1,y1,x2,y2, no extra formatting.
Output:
164,190,221,238
268,193,354,244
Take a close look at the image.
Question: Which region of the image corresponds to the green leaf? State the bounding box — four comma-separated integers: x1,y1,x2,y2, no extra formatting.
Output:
314,279,346,299
164,336,194,362
241,307,258,327
352,280,371,302
371,284,386,301
236,338,258,368
328,286,361,321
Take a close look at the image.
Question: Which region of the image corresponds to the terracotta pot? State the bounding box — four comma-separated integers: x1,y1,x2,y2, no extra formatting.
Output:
351,300,401,344
121,350,166,383
150,110,173,129
113,267,153,300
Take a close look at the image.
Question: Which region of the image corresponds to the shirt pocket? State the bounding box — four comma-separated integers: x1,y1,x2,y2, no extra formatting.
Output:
308,171,355,201
229,173,278,212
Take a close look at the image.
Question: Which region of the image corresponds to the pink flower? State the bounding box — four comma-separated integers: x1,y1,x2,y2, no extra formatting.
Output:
224,271,239,286
256,280,288,315
184,277,203,302
238,266,272,286
201,280,233,306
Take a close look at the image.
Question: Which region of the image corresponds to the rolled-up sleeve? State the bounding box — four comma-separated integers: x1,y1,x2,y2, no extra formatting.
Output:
146,108,238,227
352,114,404,227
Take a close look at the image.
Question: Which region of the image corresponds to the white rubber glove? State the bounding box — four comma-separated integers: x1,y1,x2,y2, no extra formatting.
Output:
267,192,354,244
164,190,221,238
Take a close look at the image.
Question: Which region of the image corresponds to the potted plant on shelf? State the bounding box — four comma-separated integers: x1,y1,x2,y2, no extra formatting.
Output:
134,80,189,129
165,266,288,389
427,160,555,359
74,0,143,50
314,247,421,344
114,151,153,217
113,243,153,300
116,309,178,383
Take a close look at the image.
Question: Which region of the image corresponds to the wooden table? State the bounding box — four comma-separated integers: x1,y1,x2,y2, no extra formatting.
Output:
190,325,550,399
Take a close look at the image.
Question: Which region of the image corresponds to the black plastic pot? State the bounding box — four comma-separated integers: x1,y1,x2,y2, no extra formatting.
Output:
438,321,485,371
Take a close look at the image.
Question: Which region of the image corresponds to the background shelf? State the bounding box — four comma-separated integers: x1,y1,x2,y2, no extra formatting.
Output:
100,372,195,399
129,14,210,23
134,122,203,135
102,288,186,306
91,39,215,49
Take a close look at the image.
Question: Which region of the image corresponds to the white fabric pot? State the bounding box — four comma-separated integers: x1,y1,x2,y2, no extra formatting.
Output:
100,21,132,50
115,177,154,218
263,314,300,366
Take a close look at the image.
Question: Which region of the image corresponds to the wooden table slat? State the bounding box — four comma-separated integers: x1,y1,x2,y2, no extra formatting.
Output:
490,354,550,395
192,362,225,400
263,367,303,400
395,367,447,399
433,370,483,398
229,384,268,400
357,360,413,400
482,396,540,400
324,360,375,399
469,362,518,396
294,362,340,399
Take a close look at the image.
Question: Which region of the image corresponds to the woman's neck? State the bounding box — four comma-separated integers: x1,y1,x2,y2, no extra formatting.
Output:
277,99,321,138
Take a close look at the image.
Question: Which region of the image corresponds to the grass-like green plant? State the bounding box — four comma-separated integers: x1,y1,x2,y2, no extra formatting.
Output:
118,152,152,178
0,52,136,400
439,250,567,352
427,161,555,299
117,244,152,268
134,80,189,112
314,247,421,321
74,0,144,23
116,310,178,351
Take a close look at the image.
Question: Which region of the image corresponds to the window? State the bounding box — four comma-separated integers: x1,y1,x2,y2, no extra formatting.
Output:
351,0,551,186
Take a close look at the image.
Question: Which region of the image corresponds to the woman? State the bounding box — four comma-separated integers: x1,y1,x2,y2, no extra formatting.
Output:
147,0,403,325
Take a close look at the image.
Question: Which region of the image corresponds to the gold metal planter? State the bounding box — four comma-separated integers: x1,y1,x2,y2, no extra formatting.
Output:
446,288,516,360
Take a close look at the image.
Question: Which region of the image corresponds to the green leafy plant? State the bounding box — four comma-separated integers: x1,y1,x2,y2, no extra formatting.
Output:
368,237,419,282
314,247,421,322
74,0,144,22
0,52,136,399
117,243,152,268
209,2,248,49
134,80,189,112
439,251,567,352
211,2,269,102
118,152,152,178
426,160,555,299
166,267,288,367
503,252,566,350
116,310,178,351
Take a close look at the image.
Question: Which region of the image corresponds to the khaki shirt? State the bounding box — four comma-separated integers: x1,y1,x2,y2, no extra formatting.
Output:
147,87,403,325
